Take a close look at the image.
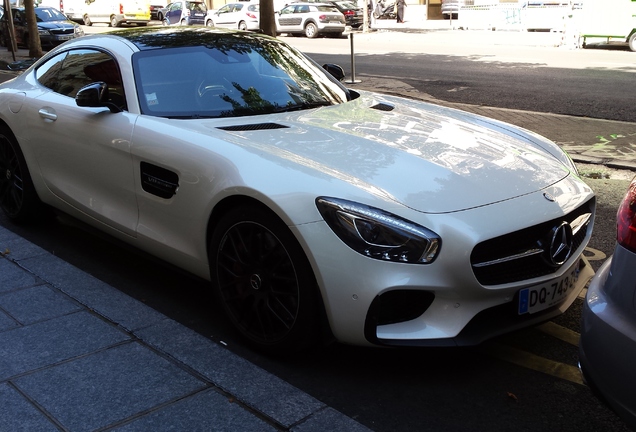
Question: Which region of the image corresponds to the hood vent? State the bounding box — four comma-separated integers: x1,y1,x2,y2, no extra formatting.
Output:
370,103,395,112
217,123,289,132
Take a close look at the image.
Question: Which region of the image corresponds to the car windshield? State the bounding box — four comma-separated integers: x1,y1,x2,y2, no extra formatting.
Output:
35,7,67,22
132,36,349,119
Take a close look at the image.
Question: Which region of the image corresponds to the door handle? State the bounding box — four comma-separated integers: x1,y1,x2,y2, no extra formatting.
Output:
38,108,57,121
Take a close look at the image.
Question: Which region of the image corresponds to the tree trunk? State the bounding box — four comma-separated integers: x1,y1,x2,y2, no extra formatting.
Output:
23,1,43,58
259,0,276,37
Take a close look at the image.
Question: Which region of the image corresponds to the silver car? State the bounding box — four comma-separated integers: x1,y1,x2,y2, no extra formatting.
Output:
206,2,259,30
276,3,345,38
579,176,636,429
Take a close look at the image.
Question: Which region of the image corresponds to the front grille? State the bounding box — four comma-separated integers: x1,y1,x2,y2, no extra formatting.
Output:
470,198,595,286
50,29,75,35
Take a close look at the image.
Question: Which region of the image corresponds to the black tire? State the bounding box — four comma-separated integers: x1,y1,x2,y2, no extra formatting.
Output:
157,12,164,21
238,20,247,31
83,14,92,26
110,16,118,27
209,204,321,354
0,127,41,222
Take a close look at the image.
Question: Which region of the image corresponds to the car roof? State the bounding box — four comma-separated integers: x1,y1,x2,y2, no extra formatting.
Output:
91,27,279,52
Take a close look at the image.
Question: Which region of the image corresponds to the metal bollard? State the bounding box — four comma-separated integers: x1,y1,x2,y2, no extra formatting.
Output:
346,32,361,84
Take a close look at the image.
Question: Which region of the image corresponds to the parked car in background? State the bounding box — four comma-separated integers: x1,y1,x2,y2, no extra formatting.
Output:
276,3,345,38
294,0,362,27
83,0,151,27
441,0,464,18
0,6,83,48
150,3,165,20
162,0,207,25
579,176,636,429
324,0,362,27
0,27,596,354
206,2,259,30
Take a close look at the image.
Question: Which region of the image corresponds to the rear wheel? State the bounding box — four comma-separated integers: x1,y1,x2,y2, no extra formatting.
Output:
238,20,247,31
83,14,92,26
110,16,118,27
0,127,41,222
629,33,636,52
304,22,318,38
209,204,321,354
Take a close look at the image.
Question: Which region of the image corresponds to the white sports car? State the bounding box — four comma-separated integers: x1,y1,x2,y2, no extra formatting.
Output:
0,27,595,353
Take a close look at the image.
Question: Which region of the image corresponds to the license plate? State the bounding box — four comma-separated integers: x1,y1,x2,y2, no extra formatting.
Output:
57,35,73,41
518,260,580,314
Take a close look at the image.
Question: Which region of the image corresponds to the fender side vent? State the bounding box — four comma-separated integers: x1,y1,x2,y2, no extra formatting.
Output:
370,103,395,112
217,123,289,131
141,162,179,199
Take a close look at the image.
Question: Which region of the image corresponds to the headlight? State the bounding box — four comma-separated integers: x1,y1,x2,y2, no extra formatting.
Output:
38,29,50,36
75,26,84,36
316,197,441,264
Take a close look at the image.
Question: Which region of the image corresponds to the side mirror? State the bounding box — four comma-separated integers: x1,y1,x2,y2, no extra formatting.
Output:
322,63,345,82
76,82,121,113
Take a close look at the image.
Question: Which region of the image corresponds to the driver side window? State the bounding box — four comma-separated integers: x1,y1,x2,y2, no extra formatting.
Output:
36,49,127,111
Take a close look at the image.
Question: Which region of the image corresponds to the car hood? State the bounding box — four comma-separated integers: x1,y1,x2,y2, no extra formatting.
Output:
202,94,572,213
38,21,76,30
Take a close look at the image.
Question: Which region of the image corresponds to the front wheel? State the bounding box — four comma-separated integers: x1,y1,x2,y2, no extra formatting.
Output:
209,204,321,354
304,22,318,38
0,127,41,222
83,14,92,26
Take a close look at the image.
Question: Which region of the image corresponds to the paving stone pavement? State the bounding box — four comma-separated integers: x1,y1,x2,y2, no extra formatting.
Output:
1,24,635,431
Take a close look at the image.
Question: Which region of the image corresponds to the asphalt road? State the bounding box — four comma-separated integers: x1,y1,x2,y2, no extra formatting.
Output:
282,31,636,123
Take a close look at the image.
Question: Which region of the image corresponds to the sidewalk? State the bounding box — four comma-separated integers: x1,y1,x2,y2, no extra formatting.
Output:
1,26,635,431
0,225,371,431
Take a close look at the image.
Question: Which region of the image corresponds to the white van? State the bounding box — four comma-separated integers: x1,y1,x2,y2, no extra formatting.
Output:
578,0,636,51
83,0,151,27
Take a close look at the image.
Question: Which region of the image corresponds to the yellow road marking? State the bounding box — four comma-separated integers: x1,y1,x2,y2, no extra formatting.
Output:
484,342,584,386
536,321,580,347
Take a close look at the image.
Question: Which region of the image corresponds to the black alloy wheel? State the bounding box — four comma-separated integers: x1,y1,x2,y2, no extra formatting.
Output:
210,204,321,354
0,128,40,222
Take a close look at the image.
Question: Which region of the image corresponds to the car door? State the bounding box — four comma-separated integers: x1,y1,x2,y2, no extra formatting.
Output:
165,1,183,24
276,4,304,32
213,3,237,28
25,48,139,236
